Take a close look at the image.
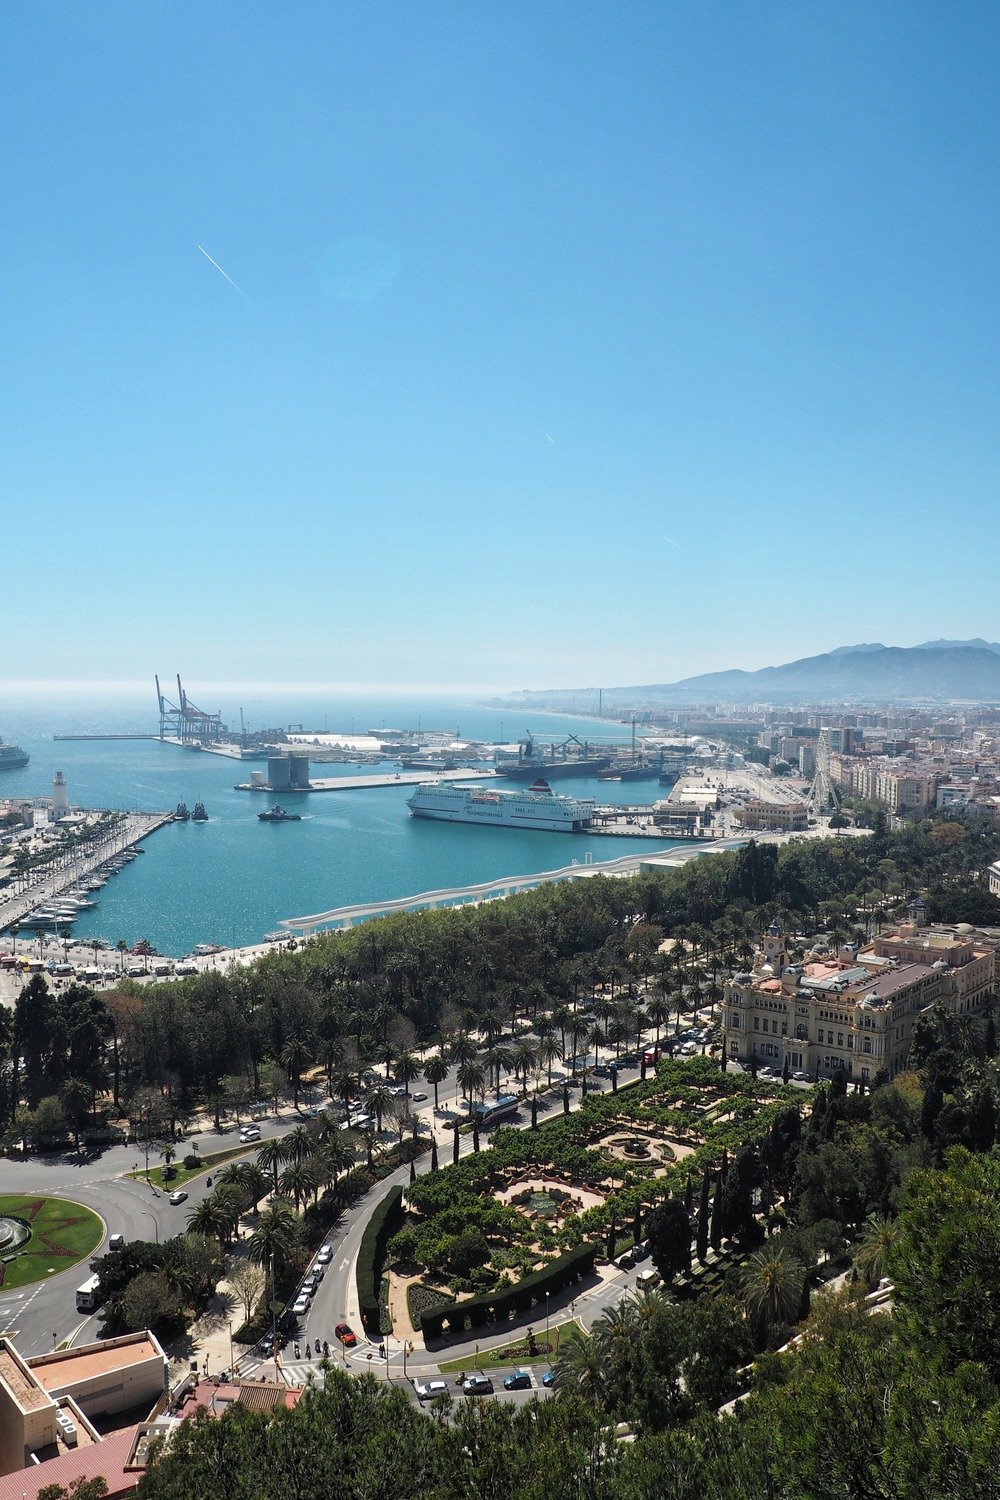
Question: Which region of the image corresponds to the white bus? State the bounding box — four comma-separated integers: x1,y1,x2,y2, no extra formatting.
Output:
76,1274,101,1313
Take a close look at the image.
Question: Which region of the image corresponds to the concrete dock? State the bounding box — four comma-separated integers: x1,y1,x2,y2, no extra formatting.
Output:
0,811,173,935
234,769,495,793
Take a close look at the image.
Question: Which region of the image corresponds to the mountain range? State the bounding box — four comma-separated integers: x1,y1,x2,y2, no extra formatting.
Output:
508,641,1000,709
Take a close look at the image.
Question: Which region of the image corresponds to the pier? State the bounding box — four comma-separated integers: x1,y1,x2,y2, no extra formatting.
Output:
280,838,742,934
0,811,173,936
234,769,495,793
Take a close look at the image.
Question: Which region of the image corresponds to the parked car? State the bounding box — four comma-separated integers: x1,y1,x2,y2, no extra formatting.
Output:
108,1232,124,1250
335,1322,357,1347
292,1295,310,1317
541,1369,555,1387
300,1276,318,1296
239,1125,261,1143
616,1250,636,1270
631,1242,649,1262
316,1244,333,1265
169,1189,188,1205
462,1373,494,1396
413,1379,449,1401
411,1091,428,1102
503,1370,531,1391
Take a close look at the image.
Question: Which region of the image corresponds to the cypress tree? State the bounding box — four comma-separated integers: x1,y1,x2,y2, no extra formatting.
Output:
452,1124,460,1166
709,1170,723,1251
430,1138,439,1172
696,1169,711,1263
684,1172,694,1216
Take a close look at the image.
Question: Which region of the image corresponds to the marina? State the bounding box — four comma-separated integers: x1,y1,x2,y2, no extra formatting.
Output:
0,811,174,937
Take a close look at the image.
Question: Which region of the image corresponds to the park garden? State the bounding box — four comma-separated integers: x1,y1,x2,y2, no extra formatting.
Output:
384,1056,801,1340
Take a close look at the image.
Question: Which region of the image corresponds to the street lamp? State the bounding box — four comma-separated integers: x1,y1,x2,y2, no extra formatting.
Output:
141,1210,159,1245
545,1291,550,1355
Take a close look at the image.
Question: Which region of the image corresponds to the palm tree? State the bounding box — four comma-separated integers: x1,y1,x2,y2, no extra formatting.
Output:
456,1060,486,1104
740,1246,804,1336
854,1213,898,1289
511,1041,538,1094
277,1160,317,1213
394,1051,421,1096
60,1077,91,1150
483,1043,514,1097
423,1053,450,1111
283,1123,318,1164
646,996,670,1050
537,1035,563,1087
448,1032,479,1069
586,1023,605,1071
187,1195,233,1253
256,1136,288,1194
248,1201,300,1274
280,1034,313,1108
552,1330,606,1406
365,1084,394,1132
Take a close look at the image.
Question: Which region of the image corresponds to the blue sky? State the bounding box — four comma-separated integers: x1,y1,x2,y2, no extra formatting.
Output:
3,2,1000,693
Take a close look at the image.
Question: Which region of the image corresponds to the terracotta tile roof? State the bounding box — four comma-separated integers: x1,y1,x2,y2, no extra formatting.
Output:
0,1425,142,1500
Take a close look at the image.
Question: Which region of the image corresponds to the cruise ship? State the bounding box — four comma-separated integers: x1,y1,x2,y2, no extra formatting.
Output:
0,741,29,771
407,778,594,832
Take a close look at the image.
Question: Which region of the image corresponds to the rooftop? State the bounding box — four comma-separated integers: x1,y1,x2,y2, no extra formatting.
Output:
0,1347,49,1413
0,1425,143,1500
28,1335,162,1393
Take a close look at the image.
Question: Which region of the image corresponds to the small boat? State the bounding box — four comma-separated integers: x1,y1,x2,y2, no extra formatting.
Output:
258,805,302,822
192,802,208,822
174,802,190,822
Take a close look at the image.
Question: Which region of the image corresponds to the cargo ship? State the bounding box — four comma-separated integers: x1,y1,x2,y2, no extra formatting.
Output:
494,733,611,781
407,778,594,832
0,741,29,771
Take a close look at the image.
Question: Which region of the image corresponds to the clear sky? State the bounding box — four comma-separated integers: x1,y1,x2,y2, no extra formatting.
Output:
3,2,1000,694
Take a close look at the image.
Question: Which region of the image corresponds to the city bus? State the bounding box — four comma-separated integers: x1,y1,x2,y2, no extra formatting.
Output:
469,1094,520,1128
76,1274,101,1313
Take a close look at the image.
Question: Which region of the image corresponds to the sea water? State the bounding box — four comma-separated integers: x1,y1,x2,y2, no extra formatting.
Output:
0,692,683,956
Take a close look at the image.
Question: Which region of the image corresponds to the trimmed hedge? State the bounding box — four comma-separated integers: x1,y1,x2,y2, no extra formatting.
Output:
357,1186,405,1337
419,1241,597,1342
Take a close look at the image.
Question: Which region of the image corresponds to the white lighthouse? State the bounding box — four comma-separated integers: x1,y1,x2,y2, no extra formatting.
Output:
51,771,68,819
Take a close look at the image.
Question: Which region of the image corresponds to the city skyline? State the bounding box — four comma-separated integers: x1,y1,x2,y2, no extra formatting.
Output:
5,4,1000,689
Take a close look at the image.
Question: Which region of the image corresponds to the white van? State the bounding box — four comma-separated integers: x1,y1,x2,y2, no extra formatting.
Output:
635,1268,662,1291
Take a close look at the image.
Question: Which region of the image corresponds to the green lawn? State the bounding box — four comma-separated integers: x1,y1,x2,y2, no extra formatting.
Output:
0,1194,103,1291
438,1319,582,1372
126,1141,259,1190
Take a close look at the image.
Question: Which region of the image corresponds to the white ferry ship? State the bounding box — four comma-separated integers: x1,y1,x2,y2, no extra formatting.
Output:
407,778,594,832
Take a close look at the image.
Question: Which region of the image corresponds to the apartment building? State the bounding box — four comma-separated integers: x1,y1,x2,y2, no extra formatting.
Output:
733,800,808,833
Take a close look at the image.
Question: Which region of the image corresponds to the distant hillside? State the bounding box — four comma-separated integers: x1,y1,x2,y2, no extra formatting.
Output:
506,641,1000,709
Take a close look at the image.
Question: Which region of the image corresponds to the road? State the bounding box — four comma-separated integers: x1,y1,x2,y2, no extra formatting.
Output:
0,996,743,1376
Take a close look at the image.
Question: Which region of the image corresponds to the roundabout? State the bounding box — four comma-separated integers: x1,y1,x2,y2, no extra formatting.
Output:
0,1194,103,1290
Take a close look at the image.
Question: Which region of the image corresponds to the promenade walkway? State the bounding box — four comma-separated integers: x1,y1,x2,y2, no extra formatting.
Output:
0,812,172,936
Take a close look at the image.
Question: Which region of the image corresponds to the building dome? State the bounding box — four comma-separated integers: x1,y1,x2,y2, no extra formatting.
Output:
954,922,974,934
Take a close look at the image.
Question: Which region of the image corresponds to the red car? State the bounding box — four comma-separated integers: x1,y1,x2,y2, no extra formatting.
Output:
335,1322,357,1348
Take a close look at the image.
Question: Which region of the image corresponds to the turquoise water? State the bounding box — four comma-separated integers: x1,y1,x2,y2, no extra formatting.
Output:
0,694,681,956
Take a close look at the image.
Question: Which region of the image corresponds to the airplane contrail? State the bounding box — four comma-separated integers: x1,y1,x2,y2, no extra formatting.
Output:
197,244,247,298
543,430,556,445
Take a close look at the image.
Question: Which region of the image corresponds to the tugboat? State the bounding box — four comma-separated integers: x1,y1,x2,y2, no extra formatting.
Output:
174,802,191,821
258,805,302,822
191,801,208,822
